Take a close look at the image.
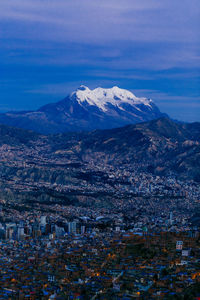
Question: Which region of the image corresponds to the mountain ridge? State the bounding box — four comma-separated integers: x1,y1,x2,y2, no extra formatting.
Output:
0,86,166,134
0,117,198,181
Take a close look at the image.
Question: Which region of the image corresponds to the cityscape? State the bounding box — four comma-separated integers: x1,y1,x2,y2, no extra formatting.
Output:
0,129,199,298
0,0,200,299
0,200,200,299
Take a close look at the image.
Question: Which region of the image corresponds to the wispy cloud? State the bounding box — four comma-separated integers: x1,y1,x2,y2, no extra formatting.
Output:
1,0,199,44
0,0,199,121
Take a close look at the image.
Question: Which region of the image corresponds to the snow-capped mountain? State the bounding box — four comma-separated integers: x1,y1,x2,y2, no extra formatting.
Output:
71,85,152,112
0,86,167,133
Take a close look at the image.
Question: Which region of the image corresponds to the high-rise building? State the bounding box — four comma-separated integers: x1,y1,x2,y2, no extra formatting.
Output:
81,225,86,234
55,225,65,237
40,216,47,226
68,222,77,234
6,227,14,240
6,223,16,240
17,226,24,240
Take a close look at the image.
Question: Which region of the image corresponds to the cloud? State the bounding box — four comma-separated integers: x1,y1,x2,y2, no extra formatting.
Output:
0,0,199,44
0,0,199,74
0,0,199,121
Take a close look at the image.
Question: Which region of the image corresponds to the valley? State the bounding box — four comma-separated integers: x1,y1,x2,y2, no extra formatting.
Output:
0,117,199,221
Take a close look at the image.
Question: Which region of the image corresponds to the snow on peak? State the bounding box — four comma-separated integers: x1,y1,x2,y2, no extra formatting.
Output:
71,86,152,112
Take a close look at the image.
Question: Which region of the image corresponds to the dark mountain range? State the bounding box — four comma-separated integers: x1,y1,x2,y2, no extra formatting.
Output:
0,124,39,146
51,118,200,181
0,117,199,208
0,117,199,182
0,86,166,134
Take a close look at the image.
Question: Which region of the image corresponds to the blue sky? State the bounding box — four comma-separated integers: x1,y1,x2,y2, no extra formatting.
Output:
0,0,199,121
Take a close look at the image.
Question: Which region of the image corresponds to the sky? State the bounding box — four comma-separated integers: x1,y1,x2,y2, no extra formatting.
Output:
0,0,200,122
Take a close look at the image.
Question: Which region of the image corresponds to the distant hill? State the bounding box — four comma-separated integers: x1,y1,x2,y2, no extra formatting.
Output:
52,117,200,181
0,117,199,207
0,118,199,182
0,124,39,146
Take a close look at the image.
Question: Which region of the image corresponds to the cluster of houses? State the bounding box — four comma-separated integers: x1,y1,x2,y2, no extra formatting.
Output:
0,208,199,299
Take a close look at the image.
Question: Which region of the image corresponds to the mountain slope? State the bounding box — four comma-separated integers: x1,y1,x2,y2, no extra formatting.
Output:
0,118,199,182
0,86,166,134
0,118,199,207
0,124,39,146
51,118,200,181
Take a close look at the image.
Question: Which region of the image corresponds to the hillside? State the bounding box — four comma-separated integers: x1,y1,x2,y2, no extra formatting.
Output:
0,118,199,208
